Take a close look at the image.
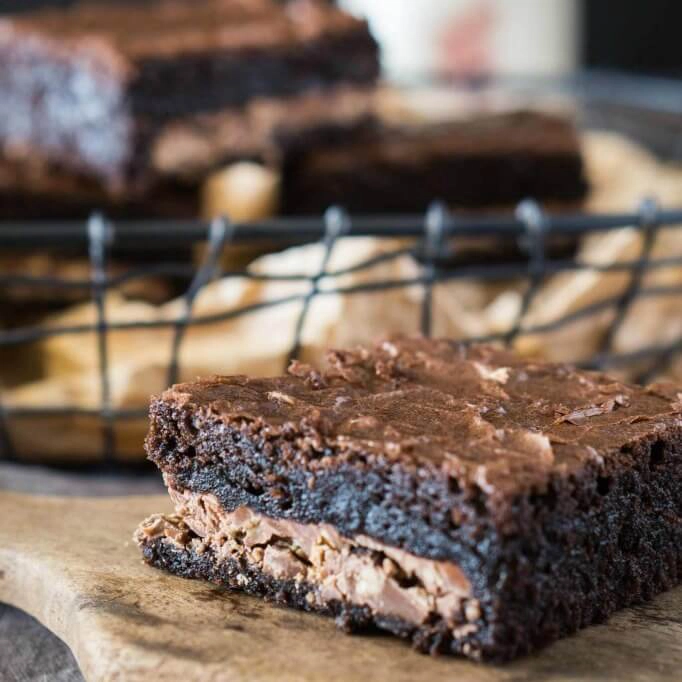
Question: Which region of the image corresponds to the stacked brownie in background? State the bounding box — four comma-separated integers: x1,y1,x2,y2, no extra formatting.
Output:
278,110,588,214
0,0,592,220
0,0,379,218
0,0,591,219
0,0,381,318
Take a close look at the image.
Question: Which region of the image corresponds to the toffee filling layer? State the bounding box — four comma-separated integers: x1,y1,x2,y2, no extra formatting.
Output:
136,488,477,628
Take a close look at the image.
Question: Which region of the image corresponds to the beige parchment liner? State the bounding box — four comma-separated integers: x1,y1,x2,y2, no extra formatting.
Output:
4,131,682,462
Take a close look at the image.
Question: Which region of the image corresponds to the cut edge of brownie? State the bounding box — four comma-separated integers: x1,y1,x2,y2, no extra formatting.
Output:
136,514,486,659
137,338,682,661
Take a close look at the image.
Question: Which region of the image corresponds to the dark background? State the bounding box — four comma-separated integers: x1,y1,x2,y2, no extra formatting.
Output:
583,0,682,76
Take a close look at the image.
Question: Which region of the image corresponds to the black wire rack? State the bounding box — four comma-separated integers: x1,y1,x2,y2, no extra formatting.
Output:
1,199,681,463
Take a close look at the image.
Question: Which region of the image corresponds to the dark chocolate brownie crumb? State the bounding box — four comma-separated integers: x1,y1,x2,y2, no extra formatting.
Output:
139,338,682,661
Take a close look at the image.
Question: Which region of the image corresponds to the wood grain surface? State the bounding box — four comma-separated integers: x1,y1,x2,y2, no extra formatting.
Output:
0,462,164,682
1,490,682,682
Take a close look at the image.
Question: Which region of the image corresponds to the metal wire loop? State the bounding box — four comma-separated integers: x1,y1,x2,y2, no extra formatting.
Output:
638,195,660,230
287,206,351,365
420,201,451,337
88,212,116,461
166,215,233,387
516,199,546,269
323,205,351,244
424,200,449,260
502,199,548,345
596,196,661,364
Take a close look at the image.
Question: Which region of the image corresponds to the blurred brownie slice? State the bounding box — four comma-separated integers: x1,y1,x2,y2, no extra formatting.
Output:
0,86,375,219
135,337,682,661
150,86,377,184
0,0,378,189
0,155,199,219
278,110,588,213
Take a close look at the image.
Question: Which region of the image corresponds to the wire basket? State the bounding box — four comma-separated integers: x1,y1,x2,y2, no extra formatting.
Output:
0,199,681,464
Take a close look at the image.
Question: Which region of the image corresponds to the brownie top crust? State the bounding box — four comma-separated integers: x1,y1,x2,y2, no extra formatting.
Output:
158,338,682,503
1,0,368,61
280,111,584,171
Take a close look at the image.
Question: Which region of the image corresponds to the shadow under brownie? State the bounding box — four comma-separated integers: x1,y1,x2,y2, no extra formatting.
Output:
135,337,682,661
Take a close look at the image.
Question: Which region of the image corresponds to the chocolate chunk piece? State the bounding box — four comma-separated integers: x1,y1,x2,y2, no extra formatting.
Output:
136,337,682,661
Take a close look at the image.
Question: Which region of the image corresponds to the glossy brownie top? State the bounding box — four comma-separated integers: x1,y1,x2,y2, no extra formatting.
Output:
1,0,370,60
158,337,682,500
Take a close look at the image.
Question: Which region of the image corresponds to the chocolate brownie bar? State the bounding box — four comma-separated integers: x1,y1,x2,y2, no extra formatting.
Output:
0,0,378,188
278,110,588,213
0,155,199,219
135,338,682,661
0,86,375,219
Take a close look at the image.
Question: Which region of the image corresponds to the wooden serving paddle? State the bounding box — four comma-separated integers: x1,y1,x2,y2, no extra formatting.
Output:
0,491,681,682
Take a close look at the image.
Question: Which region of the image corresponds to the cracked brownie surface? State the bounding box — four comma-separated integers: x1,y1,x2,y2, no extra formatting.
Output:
136,337,682,661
